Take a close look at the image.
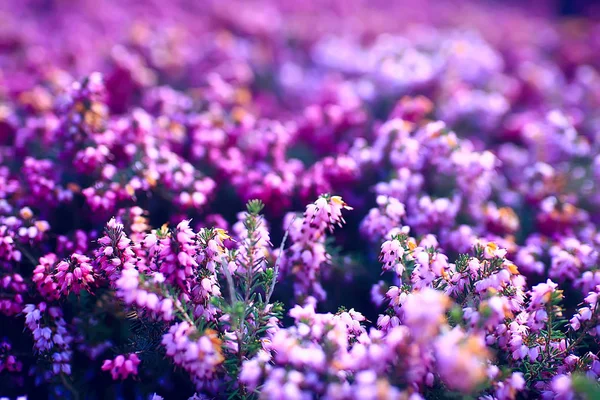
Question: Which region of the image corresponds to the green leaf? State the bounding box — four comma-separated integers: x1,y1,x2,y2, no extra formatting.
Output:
572,373,600,399
246,199,265,215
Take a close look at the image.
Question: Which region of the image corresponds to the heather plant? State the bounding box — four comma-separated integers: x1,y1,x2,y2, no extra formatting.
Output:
3,0,600,399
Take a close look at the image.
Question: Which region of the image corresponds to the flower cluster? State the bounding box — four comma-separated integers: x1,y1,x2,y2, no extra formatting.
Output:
23,303,73,377
241,289,492,398
161,323,224,391
282,194,352,302
101,354,141,381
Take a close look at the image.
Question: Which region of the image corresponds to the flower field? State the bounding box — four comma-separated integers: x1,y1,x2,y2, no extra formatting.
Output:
1,1,600,399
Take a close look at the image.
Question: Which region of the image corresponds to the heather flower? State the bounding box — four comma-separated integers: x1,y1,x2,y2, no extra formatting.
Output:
0,272,27,316
515,237,546,275
2,2,600,398
31,254,60,301
549,238,597,283
196,227,230,273
527,279,563,334
483,203,520,235
307,195,353,233
101,354,141,380
406,195,461,235
379,237,406,277
283,194,351,302
402,289,451,339
299,155,360,202
23,303,73,375
370,281,387,308
156,220,199,290
0,341,23,374
569,286,600,335
54,254,95,296
411,248,449,289
161,322,224,391
374,168,423,204
95,218,140,282
491,371,525,400
325,372,404,400
434,327,490,393
0,225,21,263
233,207,271,273
529,280,560,309
544,374,574,400
361,195,406,241
115,268,174,321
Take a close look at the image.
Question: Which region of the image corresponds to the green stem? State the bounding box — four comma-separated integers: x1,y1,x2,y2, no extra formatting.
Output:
243,217,256,305
60,373,80,400
545,306,552,360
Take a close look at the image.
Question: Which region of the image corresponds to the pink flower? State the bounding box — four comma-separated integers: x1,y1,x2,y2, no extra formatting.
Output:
102,353,141,380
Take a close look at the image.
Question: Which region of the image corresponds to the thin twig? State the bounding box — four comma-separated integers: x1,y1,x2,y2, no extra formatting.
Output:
174,300,195,326
15,242,39,266
266,216,295,304
221,260,237,306
565,301,599,354
61,373,80,400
